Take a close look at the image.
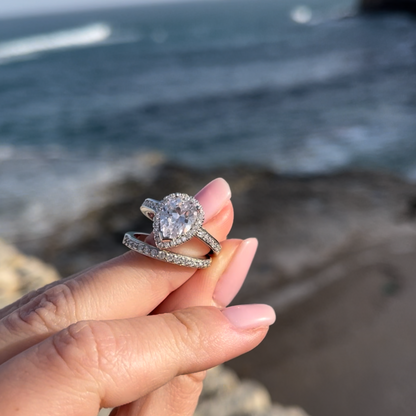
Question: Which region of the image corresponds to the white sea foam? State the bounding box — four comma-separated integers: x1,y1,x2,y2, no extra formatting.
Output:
270,125,405,175
0,149,164,242
0,23,111,64
290,5,313,24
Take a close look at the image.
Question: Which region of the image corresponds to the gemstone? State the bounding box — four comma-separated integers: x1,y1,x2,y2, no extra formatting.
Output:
159,195,200,240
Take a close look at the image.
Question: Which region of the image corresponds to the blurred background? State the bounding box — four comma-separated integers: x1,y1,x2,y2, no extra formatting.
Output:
1,0,416,415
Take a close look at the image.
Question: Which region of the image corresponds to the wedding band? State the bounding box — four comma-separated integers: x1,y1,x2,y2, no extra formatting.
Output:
123,232,211,269
140,193,221,255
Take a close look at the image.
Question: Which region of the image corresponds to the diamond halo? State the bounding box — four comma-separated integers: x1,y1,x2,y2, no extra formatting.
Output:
153,193,205,250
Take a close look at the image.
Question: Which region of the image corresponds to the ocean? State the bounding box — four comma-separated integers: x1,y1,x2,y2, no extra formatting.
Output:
0,0,415,242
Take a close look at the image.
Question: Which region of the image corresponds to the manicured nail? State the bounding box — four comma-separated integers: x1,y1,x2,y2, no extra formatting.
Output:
222,304,276,329
213,238,258,307
195,178,231,221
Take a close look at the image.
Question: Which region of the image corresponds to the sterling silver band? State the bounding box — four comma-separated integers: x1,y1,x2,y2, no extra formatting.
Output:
123,232,211,269
141,198,221,255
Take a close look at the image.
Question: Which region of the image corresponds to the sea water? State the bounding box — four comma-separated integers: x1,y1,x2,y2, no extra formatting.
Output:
0,0,415,241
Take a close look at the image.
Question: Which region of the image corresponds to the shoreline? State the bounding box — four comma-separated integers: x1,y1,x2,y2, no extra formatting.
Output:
14,162,416,296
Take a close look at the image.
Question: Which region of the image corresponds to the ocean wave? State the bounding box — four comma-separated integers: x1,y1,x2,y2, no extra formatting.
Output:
0,23,111,65
0,150,164,242
270,126,404,175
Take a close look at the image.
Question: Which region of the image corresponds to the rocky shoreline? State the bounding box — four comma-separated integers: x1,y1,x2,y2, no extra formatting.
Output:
6,161,416,416
0,238,59,309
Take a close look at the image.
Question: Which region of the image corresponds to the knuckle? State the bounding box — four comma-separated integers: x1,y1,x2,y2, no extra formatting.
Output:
52,321,98,367
168,372,206,406
184,370,207,385
169,310,204,354
51,320,118,380
4,283,77,334
0,286,44,319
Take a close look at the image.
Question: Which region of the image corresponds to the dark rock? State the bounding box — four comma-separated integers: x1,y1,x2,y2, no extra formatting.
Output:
359,0,416,14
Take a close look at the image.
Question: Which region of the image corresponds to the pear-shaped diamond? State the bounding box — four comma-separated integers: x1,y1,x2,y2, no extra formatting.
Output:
154,193,204,249
159,196,198,240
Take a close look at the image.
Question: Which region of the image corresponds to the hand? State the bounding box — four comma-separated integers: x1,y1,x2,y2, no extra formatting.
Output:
0,178,275,416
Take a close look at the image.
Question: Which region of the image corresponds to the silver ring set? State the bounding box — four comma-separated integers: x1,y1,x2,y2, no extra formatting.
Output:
123,192,221,268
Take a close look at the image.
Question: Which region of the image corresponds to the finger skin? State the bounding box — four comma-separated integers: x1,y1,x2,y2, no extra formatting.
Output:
0,202,234,365
115,373,205,416
0,306,269,416
153,238,242,314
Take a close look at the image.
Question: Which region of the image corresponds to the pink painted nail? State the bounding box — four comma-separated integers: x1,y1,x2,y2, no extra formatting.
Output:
213,238,258,307
222,304,276,329
195,178,231,221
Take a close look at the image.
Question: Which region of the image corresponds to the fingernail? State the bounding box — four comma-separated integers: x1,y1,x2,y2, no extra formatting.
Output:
222,304,276,329
213,238,258,307
195,178,231,221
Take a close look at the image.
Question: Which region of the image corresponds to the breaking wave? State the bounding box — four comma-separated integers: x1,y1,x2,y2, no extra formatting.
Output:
0,23,111,64
0,147,164,242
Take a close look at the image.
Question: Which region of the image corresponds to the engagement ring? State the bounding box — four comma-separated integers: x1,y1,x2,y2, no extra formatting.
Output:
140,193,221,254
122,192,221,268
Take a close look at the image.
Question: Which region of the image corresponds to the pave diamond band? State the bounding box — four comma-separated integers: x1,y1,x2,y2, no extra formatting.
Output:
123,232,211,269
141,196,221,255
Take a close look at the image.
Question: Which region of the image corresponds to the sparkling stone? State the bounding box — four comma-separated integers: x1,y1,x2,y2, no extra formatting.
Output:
159,196,199,240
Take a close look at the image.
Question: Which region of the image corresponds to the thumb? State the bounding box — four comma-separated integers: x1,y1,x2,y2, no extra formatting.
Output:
0,304,275,416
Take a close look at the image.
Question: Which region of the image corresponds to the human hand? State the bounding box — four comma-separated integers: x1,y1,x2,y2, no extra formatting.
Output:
0,178,275,416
